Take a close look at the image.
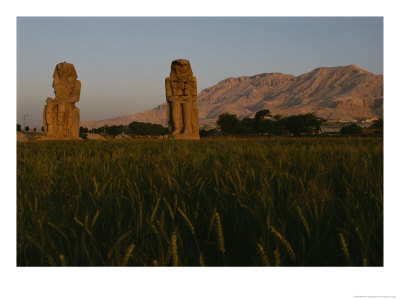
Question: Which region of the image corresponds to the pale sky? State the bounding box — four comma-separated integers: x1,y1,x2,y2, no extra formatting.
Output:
17,17,383,128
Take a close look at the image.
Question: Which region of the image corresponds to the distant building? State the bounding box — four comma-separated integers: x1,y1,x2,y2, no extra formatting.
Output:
361,118,378,124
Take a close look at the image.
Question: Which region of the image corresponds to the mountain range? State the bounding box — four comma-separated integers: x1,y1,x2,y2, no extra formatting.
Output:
80,65,383,129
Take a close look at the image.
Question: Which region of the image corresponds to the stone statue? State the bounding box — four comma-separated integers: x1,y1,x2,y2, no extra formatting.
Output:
165,59,200,139
43,62,81,139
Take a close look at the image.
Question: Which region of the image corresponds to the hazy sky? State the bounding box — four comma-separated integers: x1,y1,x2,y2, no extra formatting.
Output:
17,17,383,128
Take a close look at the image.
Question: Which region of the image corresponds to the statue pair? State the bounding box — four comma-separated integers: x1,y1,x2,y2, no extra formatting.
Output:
43,59,200,139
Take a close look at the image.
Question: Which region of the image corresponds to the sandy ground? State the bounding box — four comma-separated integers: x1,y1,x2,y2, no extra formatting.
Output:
114,134,133,140
86,133,108,140
17,132,45,142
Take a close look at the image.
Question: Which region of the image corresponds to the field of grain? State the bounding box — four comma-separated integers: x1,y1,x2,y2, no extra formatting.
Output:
17,138,383,266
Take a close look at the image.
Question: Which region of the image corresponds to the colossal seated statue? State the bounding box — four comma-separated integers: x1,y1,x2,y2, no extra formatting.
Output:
165,59,200,139
43,62,81,139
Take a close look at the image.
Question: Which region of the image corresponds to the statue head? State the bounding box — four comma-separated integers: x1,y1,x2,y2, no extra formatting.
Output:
170,59,193,77
52,62,80,102
53,62,77,82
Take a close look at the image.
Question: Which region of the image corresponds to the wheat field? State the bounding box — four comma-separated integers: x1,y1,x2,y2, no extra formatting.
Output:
17,138,383,266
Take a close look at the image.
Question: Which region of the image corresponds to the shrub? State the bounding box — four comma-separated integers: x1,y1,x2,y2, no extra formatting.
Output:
340,123,363,135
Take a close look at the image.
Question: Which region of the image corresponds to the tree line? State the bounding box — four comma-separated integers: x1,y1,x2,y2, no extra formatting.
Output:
203,110,383,137
17,112,382,137
340,119,383,135
213,110,326,137
16,121,168,137
80,121,168,138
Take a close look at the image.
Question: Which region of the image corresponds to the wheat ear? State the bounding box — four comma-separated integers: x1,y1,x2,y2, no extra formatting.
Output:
270,226,296,262
215,212,225,254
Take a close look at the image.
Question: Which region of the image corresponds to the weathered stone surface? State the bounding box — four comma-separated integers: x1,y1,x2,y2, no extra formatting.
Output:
42,62,81,139
165,59,200,139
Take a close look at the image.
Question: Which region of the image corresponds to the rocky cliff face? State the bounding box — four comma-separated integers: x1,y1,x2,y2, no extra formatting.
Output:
80,65,383,128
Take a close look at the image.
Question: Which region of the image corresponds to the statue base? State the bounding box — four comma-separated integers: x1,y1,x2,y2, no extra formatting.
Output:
169,133,200,140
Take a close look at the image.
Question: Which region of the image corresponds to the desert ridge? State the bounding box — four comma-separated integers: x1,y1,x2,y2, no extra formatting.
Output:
81,65,382,129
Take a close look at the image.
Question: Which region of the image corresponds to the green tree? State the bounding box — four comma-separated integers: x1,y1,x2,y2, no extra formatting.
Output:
105,125,126,137
79,127,88,139
301,113,325,134
127,122,167,136
216,113,240,135
284,115,303,136
238,117,255,135
217,113,240,134
199,128,218,137
273,115,284,121
284,113,325,136
24,126,29,132
272,118,286,136
258,119,275,136
369,119,383,130
254,109,272,135
17,124,21,132
340,123,363,135
254,109,271,121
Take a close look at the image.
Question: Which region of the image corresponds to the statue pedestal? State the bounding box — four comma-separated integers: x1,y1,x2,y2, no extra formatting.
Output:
169,133,200,140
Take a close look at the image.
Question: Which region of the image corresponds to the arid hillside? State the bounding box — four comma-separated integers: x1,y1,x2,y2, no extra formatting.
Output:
81,65,383,128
